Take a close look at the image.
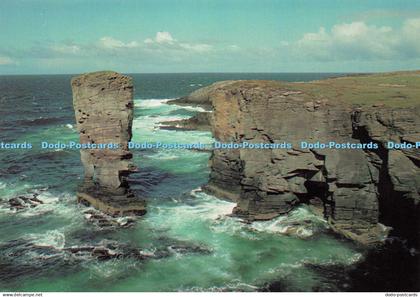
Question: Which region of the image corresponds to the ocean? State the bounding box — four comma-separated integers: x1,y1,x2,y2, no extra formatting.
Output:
0,73,418,292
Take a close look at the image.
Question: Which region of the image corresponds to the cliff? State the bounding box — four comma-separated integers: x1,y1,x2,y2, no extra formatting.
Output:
71,71,146,216
178,71,420,245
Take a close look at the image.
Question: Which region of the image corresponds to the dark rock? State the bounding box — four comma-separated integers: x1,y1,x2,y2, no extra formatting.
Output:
82,208,137,229
167,244,212,255
352,107,420,246
6,194,44,211
190,79,420,246
159,112,212,131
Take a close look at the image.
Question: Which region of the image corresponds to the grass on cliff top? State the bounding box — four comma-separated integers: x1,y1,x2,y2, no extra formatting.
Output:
227,71,420,108
290,70,420,108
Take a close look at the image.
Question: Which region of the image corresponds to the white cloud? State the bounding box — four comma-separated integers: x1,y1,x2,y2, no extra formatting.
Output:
144,31,175,44
96,33,211,58
0,56,16,65
99,36,139,49
78,32,214,55
50,44,81,54
142,31,212,53
402,18,420,53
4,21,419,72
227,45,241,51
179,43,212,53
155,31,175,44
295,19,420,61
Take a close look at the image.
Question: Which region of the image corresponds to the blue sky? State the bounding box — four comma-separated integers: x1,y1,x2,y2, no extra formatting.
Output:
1,0,420,74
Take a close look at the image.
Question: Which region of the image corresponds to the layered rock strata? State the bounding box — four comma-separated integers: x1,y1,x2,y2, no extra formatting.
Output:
71,71,145,216
352,108,420,244
190,79,420,245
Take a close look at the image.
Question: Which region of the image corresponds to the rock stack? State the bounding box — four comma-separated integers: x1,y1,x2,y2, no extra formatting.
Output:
71,71,145,216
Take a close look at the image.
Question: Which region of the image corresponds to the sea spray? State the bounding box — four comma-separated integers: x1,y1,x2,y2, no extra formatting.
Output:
250,206,329,238
0,87,364,291
30,229,66,249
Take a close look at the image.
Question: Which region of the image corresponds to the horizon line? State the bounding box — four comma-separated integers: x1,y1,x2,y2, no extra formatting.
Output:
0,71,376,76
2,69,419,76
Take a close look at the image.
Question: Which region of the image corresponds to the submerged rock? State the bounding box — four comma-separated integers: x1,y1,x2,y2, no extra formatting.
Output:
6,194,44,211
159,112,212,131
71,71,146,216
0,235,212,282
82,208,137,229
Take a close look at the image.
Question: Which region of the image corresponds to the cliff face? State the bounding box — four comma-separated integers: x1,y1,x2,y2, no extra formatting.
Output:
352,108,420,243
71,71,146,216
199,78,420,245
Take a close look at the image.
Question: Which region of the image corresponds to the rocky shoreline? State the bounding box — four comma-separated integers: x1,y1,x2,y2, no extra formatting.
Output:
159,112,212,131
68,70,419,247
166,72,420,246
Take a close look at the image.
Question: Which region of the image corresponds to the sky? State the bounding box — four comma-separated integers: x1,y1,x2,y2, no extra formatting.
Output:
0,0,420,74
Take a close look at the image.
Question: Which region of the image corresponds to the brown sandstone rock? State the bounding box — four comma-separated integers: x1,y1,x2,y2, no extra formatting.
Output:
71,71,145,216
186,80,420,245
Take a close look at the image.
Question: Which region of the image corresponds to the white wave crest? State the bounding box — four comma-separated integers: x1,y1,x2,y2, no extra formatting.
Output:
176,105,207,112
209,203,329,240
145,151,179,160
30,230,66,249
0,181,6,190
135,98,172,108
250,206,328,238
189,188,236,220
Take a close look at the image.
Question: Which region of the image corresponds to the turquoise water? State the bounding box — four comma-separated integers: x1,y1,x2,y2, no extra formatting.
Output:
0,91,364,291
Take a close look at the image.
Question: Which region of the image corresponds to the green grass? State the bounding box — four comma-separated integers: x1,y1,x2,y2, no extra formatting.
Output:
293,71,420,108
227,70,420,108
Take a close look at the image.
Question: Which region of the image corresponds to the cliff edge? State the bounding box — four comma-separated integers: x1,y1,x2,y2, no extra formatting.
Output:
176,71,420,245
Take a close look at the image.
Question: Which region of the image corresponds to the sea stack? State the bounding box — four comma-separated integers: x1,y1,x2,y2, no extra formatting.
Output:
71,71,146,216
